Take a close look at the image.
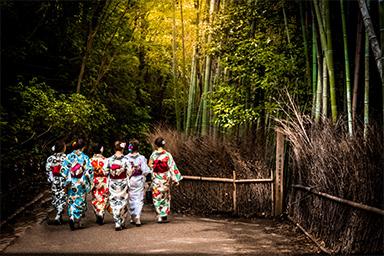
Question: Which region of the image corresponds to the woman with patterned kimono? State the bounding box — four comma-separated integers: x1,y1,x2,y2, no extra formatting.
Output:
61,138,94,231
149,137,183,223
90,143,110,225
125,139,151,227
104,141,132,231
45,141,67,225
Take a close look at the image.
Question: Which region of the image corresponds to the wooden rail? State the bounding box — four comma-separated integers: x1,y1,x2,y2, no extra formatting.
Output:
292,184,384,216
182,175,273,183
182,174,274,215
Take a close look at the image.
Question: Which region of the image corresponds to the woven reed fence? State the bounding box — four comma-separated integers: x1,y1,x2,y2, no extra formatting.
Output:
149,127,276,217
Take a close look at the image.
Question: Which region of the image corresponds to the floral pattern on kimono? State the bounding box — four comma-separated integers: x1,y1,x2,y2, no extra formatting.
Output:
150,150,183,217
126,153,151,218
90,154,110,217
45,152,67,220
61,150,94,221
104,155,131,228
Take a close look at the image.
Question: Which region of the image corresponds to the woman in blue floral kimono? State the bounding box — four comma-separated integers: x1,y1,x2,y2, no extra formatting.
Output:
149,137,182,223
126,139,151,227
45,141,67,225
104,141,132,231
61,138,93,230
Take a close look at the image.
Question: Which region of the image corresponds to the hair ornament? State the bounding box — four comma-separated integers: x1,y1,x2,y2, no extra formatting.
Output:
51,145,56,152
162,140,166,145
128,144,133,153
120,142,126,149
72,141,77,147
100,146,104,153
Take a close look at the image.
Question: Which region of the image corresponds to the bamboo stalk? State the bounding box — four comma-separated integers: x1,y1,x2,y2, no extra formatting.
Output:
322,57,328,117
292,184,384,216
313,0,338,122
315,55,323,122
340,0,353,136
299,2,312,99
364,0,370,139
287,216,333,254
358,0,383,82
352,14,363,125
172,0,181,131
311,14,318,118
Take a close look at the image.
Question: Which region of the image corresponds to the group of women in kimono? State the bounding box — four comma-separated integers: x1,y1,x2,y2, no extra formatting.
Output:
45,137,183,231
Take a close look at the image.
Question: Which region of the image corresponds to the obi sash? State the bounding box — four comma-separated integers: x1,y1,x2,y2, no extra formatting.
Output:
70,163,84,178
50,165,62,177
153,159,169,173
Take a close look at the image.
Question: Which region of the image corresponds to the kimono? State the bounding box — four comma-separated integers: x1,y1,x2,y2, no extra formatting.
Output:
61,150,93,222
126,153,151,220
150,150,183,218
104,155,131,229
90,154,110,219
45,152,67,222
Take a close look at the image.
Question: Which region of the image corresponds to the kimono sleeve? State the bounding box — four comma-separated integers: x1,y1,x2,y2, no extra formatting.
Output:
103,157,111,176
45,156,54,183
123,157,133,177
140,155,151,176
60,156,71,186
167,153,183,183
83,155,94,192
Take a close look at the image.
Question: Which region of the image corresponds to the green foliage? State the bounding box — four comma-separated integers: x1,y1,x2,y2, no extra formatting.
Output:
11,78,114,141
207,0,306,129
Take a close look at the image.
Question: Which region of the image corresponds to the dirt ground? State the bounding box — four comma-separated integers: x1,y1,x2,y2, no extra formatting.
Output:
1,195,319,255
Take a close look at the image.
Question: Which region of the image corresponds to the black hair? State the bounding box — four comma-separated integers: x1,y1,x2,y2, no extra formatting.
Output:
154,137,165,148
129,139,139,152
114,140,125,151
52,140,66,153
91,143,103,154
72,138,86,150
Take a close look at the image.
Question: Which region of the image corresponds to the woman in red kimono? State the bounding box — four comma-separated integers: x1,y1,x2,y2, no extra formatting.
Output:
90,143,110,225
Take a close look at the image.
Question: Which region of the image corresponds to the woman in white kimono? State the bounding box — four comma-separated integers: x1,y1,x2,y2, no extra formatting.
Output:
104,141,132,231
126,139,151,226
45,141,67,224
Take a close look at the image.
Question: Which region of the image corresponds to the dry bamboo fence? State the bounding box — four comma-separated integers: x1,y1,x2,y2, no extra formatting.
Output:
150,127,277,217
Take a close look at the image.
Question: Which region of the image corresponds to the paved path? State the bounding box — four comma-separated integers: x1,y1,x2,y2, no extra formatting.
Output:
2,196,318,255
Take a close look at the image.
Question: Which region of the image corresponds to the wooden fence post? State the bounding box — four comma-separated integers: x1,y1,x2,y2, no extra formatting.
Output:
274,130,285,216
233,170,237,214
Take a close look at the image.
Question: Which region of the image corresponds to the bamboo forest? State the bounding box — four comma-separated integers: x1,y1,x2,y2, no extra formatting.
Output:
1,0,383,254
